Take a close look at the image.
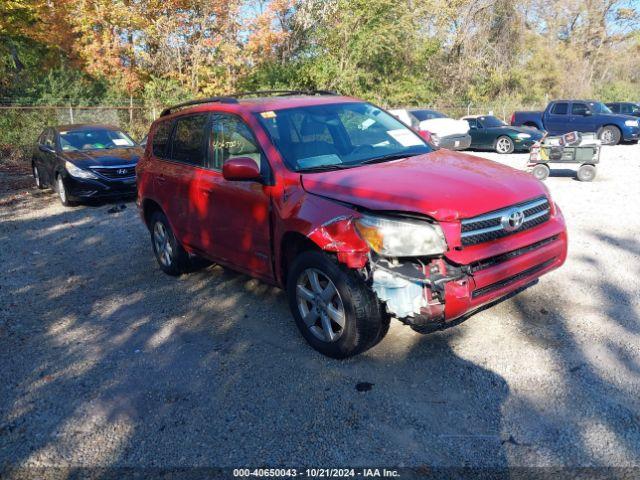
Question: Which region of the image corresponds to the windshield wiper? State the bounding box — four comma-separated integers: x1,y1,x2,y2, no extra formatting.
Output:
297,164,355,173
359,152,422,165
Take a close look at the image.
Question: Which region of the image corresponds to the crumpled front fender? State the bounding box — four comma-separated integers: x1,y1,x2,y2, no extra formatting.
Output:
307,216,370,269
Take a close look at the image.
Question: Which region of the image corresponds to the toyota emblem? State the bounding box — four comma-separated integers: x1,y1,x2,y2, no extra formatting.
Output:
501,208,525,232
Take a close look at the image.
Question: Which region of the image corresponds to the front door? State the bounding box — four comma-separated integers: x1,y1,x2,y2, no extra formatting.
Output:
545,102,569,135
569,102,596,133
195,113,273,279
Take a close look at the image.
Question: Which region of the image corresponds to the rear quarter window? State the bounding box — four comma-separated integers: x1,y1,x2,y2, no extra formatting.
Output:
152,121,173,158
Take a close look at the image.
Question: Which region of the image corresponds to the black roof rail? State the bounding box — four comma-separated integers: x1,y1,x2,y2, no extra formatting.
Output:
231,89,339,98
160,96,238,117
159,90,339,117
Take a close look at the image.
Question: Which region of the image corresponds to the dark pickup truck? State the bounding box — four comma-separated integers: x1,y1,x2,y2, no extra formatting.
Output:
511,100,640,145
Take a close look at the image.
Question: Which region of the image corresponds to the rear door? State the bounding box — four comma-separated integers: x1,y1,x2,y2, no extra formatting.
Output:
195,113,272,279
570,102,597,133
152,114,209,246
544,102,569,134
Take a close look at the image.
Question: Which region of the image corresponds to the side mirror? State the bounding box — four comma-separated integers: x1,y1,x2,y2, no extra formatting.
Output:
583,110,592,116
222,157,261,182
39,145,54,153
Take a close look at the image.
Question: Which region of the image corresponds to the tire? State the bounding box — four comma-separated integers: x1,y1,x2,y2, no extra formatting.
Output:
598,125,621,145
286,250,389,359
531,164,550,181
56,174,74,206
149,210,190,276
33,164,45,189
495,136,515,154
577,164,596,182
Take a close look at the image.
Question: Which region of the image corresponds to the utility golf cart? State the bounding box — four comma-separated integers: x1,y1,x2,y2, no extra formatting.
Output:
527,131,601,182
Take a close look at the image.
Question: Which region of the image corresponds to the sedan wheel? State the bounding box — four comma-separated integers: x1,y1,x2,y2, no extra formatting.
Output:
56,175,72,206
495,136,515,154
33,164,44,189
296,268,346,342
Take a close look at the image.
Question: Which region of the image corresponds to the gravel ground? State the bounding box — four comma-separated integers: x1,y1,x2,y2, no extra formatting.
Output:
0,143,639,472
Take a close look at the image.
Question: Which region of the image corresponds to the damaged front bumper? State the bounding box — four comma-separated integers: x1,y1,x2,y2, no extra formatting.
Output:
369,230,568,332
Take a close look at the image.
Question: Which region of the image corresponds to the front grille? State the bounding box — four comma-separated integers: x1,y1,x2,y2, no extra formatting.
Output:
461,197,550,246
469,235,559,273
90,165,136,179
471,258,556,298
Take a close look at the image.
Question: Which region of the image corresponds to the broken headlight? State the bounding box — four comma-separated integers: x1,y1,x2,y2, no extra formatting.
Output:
355,214,447,257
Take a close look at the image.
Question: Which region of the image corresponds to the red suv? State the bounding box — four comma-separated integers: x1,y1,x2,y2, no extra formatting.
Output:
136,92,567,358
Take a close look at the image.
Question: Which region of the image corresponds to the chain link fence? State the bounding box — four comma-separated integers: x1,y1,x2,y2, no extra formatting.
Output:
0,101,547,165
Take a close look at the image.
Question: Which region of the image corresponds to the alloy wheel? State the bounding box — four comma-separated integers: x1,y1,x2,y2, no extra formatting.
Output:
496,137,512,153
57,176,67,204
296,268,346,343
33,165,41,188
153,221,174,267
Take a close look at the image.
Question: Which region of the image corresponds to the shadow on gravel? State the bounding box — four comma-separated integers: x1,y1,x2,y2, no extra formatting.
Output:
506,230,640,465
0,199,512,470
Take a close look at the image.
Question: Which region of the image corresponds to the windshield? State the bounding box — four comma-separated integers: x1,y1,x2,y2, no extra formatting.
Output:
478,116,506,128
587,102,612,114
59,128,136,151
256,102,433,172
410,110,447,121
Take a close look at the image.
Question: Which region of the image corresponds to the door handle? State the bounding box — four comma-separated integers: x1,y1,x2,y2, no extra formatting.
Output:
157,175,167,183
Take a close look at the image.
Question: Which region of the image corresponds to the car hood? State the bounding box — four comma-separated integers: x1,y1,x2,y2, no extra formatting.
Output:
491,125,543,137
301,150,548,221
418,118,470,137
600,113,638,123
61,147,143,166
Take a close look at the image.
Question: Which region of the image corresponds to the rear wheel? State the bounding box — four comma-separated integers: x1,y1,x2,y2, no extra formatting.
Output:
286,251,388,358
531,164,550,181
577,164,596,182
598,125,621,145
150,211,190,276
33,164,45,189
495,136,515,154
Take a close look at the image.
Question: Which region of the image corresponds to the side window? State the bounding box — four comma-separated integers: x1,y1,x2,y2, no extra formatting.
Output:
551,103,568,115
609,104,620,113
169,114,208,166
466,118,478,129
209,114,261,171
571,103,589,116
632,104,640,115
621,104,631,114
152,121,173,158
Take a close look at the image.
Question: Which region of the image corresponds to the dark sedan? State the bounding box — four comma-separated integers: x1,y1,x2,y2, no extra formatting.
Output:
32,124,143,206
462,115,544,154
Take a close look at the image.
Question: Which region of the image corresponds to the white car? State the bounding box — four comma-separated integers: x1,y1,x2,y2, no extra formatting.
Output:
389,108,471,150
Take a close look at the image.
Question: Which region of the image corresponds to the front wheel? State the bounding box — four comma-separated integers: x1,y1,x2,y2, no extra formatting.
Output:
286,251,388,358
56,174,74,206
598,125,621,145
531,164,550,181
495,136,515,154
